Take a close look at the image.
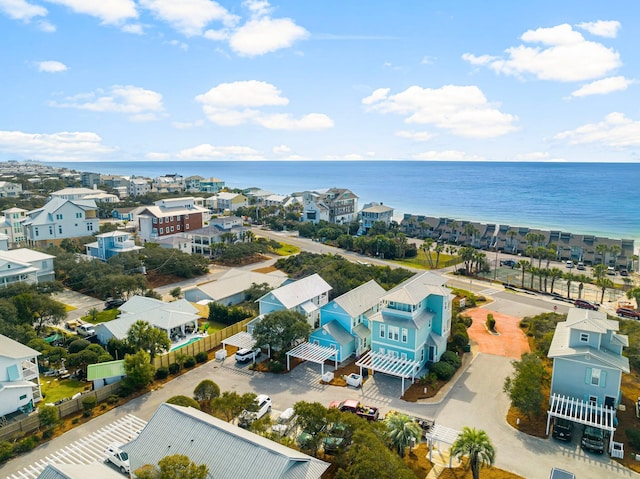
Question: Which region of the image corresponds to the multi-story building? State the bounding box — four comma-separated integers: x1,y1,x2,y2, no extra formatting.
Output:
80,172,101,189
0,334,42,417
199,177,225,193
0,207,28,246
302,188,358,225
359,202,394,233
22,198,99,249
127,178,151,197
0,239,56,286
209,192,248,212
151,174,184,194
0,181,22,198
137,197,207,242
50,187,106,201
85,231,143,261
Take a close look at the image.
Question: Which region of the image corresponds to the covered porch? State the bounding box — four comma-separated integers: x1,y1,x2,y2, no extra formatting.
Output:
355,350,421,395
286,342,338,378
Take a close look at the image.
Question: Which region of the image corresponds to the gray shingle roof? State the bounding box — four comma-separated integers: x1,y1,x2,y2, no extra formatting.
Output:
262,274,331,310
382,271,450,305
121,404,329,479
332,280,385,318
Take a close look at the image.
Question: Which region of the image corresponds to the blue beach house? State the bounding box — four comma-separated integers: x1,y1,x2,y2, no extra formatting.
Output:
309,280,386,362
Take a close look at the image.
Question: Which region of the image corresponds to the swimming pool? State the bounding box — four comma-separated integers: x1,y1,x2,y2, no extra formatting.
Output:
170,336,204,352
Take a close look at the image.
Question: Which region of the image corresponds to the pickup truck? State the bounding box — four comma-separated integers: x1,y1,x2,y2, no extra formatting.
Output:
329,399,379,421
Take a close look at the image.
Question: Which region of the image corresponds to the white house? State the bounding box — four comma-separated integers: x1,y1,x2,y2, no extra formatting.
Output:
0,246,56,286
127,178,151,197
50,187,106,201
0,334,42,417
302,188,358,225
0,181,22,198
22,197,99,249
85,230,142,261
359,202,394,233
0,207,28,246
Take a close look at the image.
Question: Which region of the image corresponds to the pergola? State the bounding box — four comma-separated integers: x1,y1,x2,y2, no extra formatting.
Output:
425,424,461,467
286,342,338,377
546,393,617,451
221,332,256,351
355,351,421,394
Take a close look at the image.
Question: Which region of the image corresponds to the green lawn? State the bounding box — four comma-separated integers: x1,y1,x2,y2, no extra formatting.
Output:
392,252,458,270
82,309,120,324
205,321,228,333
273,243,300,256
40,377,86,404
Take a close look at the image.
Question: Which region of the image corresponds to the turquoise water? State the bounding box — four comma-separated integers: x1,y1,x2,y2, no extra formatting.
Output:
50,161,640,246
170,336,203,352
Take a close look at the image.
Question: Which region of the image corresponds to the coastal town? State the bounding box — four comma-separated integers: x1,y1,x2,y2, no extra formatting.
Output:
0,160,638,479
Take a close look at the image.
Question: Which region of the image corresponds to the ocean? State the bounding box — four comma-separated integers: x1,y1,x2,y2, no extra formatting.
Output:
48,161,640,247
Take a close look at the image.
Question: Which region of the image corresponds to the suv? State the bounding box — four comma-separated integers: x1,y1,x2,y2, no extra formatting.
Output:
551,418,573,441
500,259,516,268
617,307,640,319
76,323,96,338
565,260,574,269
607,266,616,276
104,444,130,473
235,347,261,363
574,299,598,311
576,262,585,270
238,394,271,428
104,297,125,310
581,426,605,454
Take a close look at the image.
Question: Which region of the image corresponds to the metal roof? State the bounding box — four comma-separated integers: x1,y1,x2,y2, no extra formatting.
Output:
222,331,256,350
262,274,331,310
352,323,370,340
320,321,354,346
189,269,287,302
121,404,329,479
37,463,124,479
86,359,125,381
331,280,386,318
0,334,40,359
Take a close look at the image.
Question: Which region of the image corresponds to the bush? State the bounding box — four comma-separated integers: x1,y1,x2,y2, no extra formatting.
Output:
430,361,456,381
268,360,285,373
449,332,469,352
195,351,208,363
14,436,37,454
155,366,169,380
107,394,119,405
71,418,80,424
42,428,54,439
68,339,91,354
168,363,180,375
82,396,97,416
627,428,640,450
184,356,197,368
118,382,135,398
165,395,201,410
441,351,462,369
486,314,496,332
0,441,14,463
193,380,220,402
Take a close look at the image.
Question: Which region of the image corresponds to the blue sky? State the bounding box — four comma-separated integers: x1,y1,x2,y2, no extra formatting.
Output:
1,0,639,163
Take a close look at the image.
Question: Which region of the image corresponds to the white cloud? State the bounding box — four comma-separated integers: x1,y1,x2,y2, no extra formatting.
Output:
37,60,67,73
46,0,137,24
121,23,144,35
243,0,271,17
515,151,550,160
37,20,55,31
139,0,238,36
0,0,47,21
395,130,434,142
577,20,621,38
555,112,640,147
175,143,262,160
463,23,621,82
0,130,115,161
166,39,188,50
364,84,517,138
229,17,309,56
570,76,634,97
196,80,288,108
273,144,291,154
412,150,485,161
255,113,333,130
50,85,165,121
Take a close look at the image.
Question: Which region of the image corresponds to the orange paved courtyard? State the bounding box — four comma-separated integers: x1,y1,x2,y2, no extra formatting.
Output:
464,307,531,359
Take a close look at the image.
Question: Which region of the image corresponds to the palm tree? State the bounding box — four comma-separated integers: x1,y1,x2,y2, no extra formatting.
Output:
451,427,496,479
516,260,529,288
434,243,444,268
384,412,422,458
597,277,614,304
609,244,622,269
575,274,592,299
459,246,476,275
593,264,607,281
421,238,434,268
564,272,578,299
548,268,563,294
596,244,609,266
627,288,640,311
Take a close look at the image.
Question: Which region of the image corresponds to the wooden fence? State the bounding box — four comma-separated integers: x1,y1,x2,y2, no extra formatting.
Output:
153,317,252,369
0,382,121,442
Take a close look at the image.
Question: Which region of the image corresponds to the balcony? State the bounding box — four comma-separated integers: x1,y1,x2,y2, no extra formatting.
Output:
21,360,38,379
113,239,135,249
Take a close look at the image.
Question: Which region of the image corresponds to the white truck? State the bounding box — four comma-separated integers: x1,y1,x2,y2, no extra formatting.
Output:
104,444,130,474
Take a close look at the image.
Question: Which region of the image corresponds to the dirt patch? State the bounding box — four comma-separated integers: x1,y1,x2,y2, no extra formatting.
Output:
438,461,525,479
403,442,435,477
465,308,530,359
253,265,279,274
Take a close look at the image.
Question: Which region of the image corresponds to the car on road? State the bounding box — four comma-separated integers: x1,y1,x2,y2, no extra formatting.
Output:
235,347,261,363
574,299,598,311
500,259,516,268
551,418,573,441
581,426,605,454
617,307,640,319
620,270,629,277
104,444,130,474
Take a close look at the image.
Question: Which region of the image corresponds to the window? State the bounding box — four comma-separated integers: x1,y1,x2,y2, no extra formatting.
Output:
152,228,157,235
185,214,189,219
76,212,82,218
379,324,385,338
401,328,408,343
177,225,180,231
177,215,181,220
160,228,164,234
35,227,39,237
379,347,385,355
169,216,174,221
591,369,601,386
55,213,63,220
388,326,399,341
186,224,189,230
170,226,174,232
401,353,407,360
580,333,589,343
48,226,53,235
87,223,94,231
153,218,158,224
58,225,62,234
586,367,606,387
159,218,163,224
589,395,598,405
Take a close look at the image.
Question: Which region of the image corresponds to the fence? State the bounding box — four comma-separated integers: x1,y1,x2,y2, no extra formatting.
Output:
153,317,253,369
0,382,121,442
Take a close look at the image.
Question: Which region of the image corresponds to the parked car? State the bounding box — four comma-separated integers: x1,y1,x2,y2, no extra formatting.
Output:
235,347,261,363
565,260,574,268
104,444,130,474
620,270,629,277
323,422,352,455
329,399,379,421
76,323,96,338
551,418,574,441
238,394,272,428
574,299,598,311
549,467,576,479
617,307,640,319
104,297,125,310
271,407,296,437
607,266,616,276
500,259,516,268
297,427,324,449
576,262,585,270
581,426,605,454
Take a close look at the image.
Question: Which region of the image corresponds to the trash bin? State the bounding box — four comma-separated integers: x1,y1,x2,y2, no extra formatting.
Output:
464,344,471,353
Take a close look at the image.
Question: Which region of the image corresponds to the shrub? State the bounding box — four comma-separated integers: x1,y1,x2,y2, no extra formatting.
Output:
168,363,180,375
195,351,208,363
38,405,59,429
0,441,14,463
107,394,119,405
14,436,37,454
71,418,80,424
193,380,220,402
449,332,469,352
184,356,197,368
100,404,107,411
155,366,169,380
268,360,285,373
82,396,97,416
441,351,462,369
486,314,496,332
68,339,91,354
42,428,54,439
430,361,456,381
627,428,640,450
118,382,135,398
165,395,201,410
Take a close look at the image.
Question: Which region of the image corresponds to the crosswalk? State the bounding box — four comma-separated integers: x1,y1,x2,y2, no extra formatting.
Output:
6,414,147,479
478,287,502,297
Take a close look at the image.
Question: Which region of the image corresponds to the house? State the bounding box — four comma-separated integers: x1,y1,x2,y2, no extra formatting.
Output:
85,230,143,261
249,273,332,332
111,206,138,221
80,172,101,188
86,359,125,390
302,188,358,225
0,334,42,417
0,180,22,198
198,177,225,193
368,271,453,366
209,192,248,212
155,233,193,254
121,403,329,479
0,246,56,286
93,296,202,346
127,177,151,197
0,207,28,246
184,268,288,306
309,280,386,361
50,187,106,201
137,197,207,242
548,308,629,410
151,174,184,194
188,221,249,256
359,202,394,233
22,197,99,249
244,188,274,204
37,463,123,479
